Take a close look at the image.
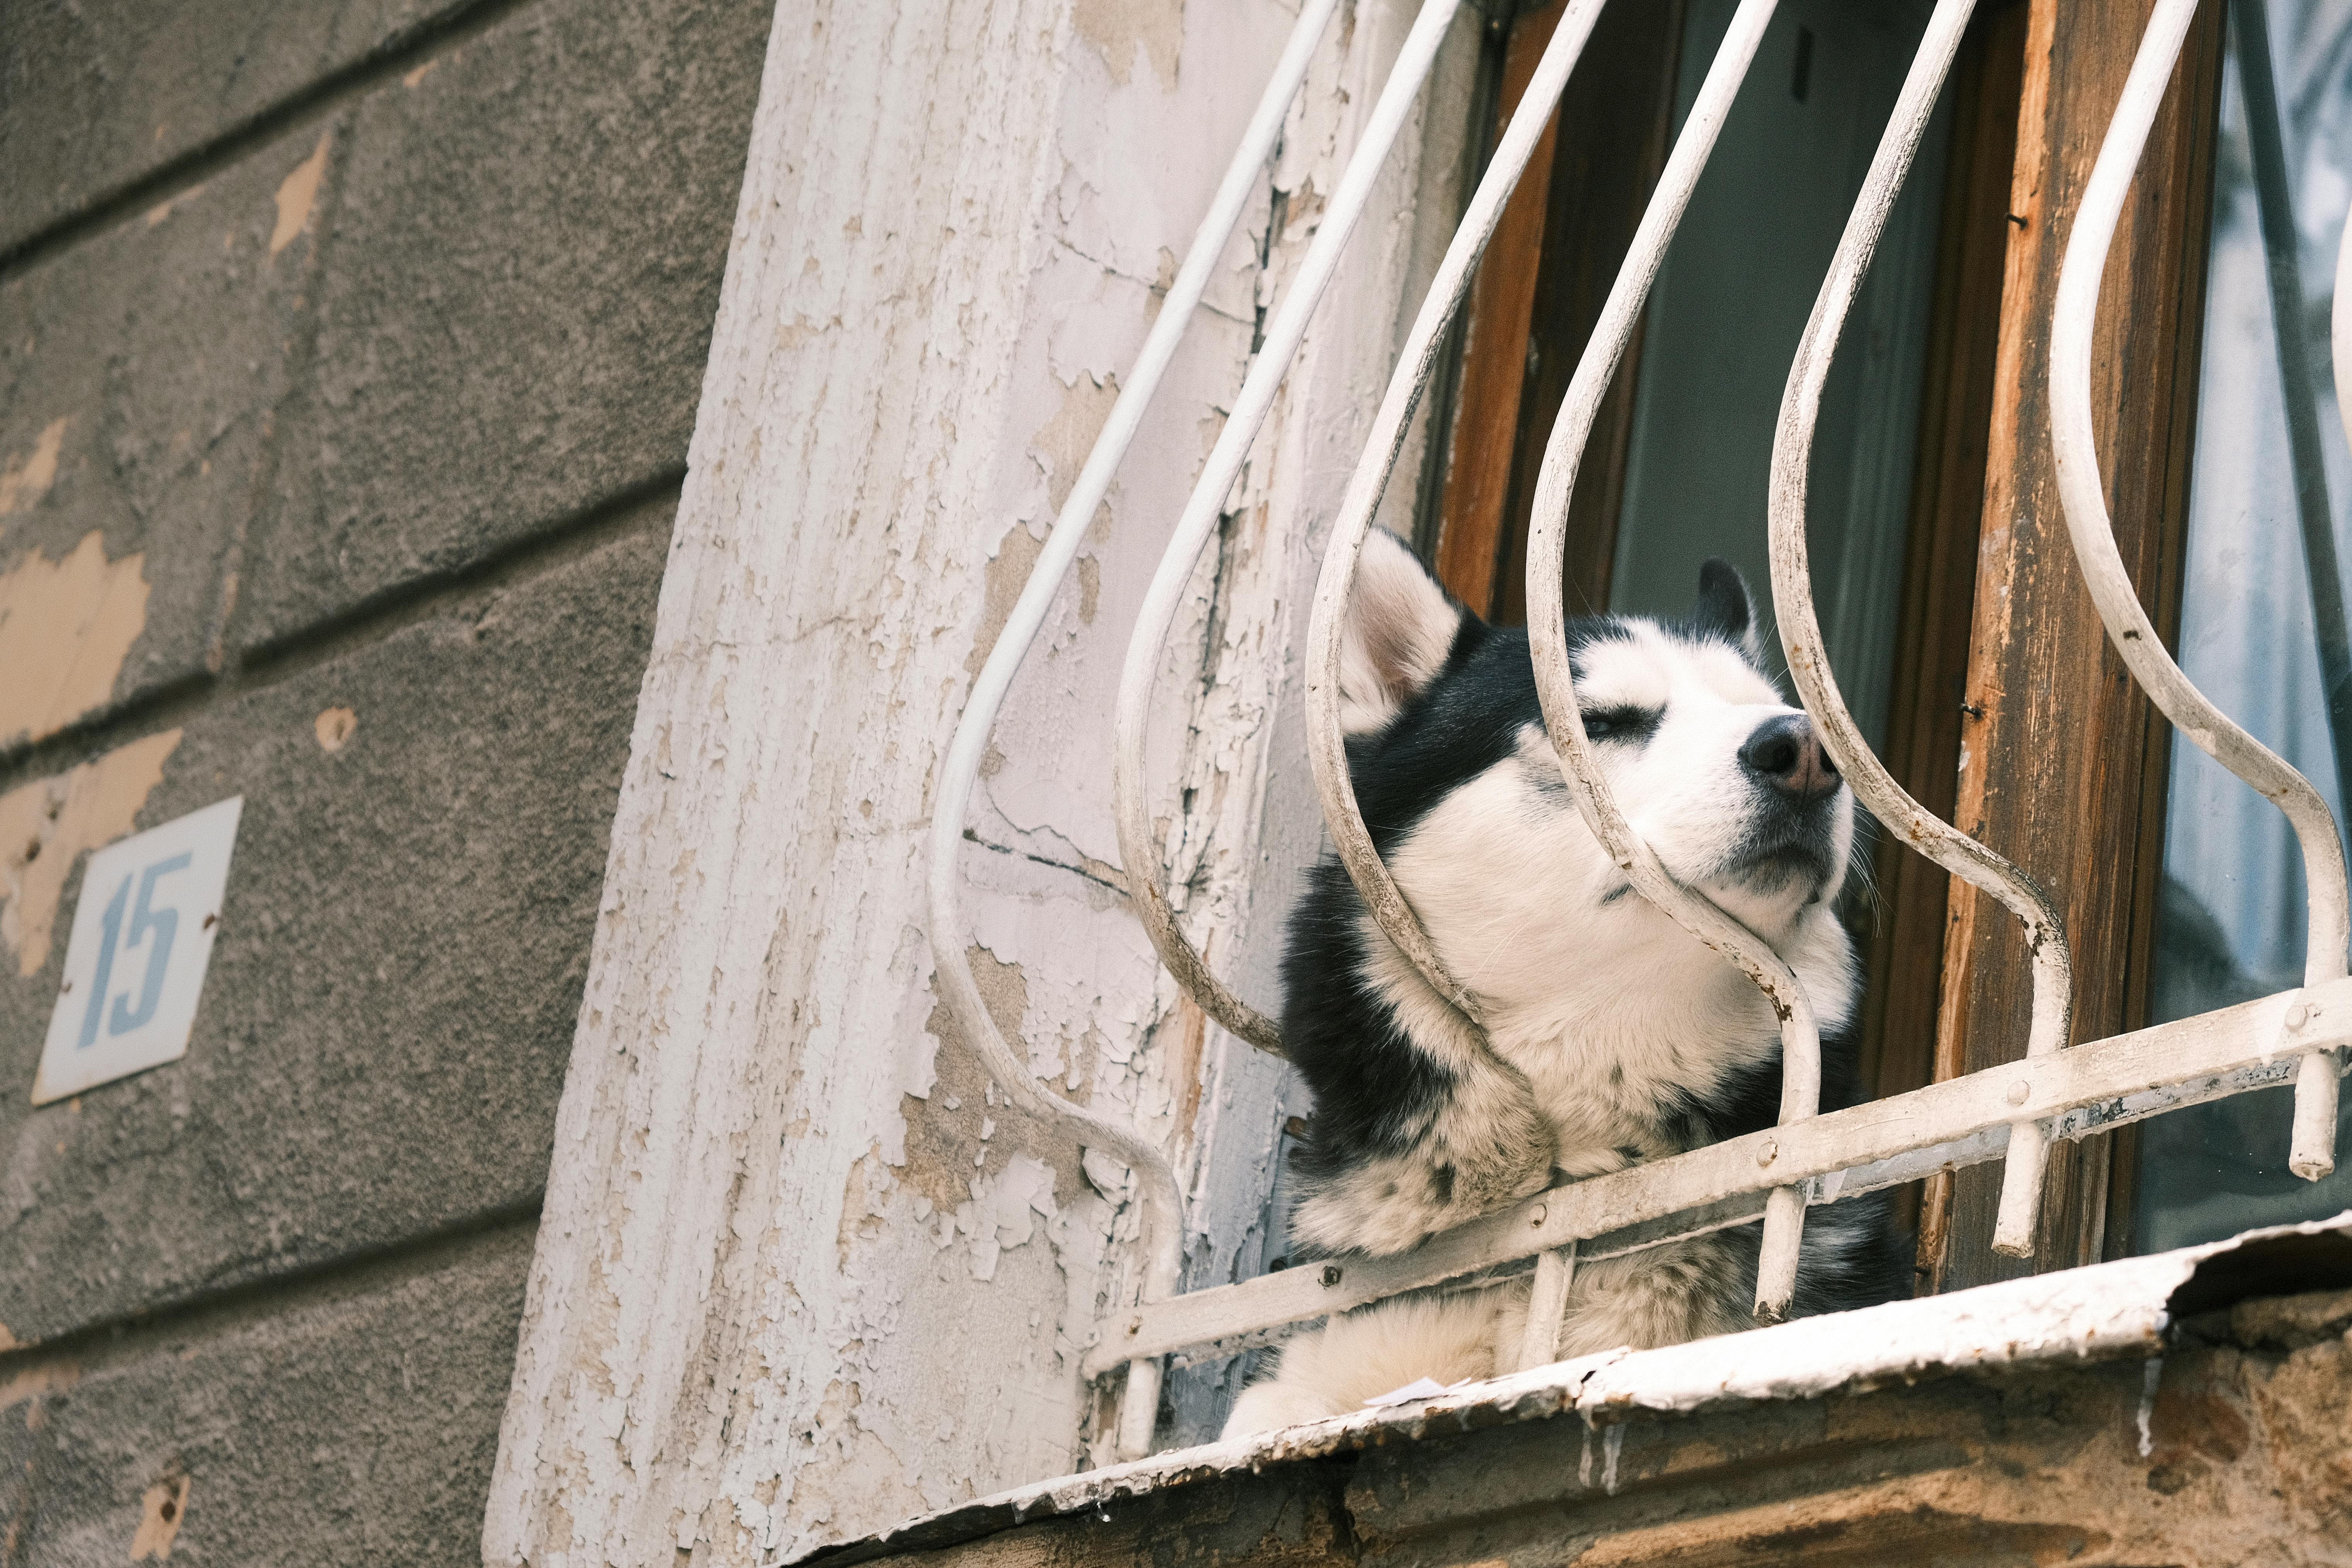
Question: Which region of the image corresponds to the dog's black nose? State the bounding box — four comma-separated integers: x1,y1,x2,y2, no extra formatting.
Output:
1740,714,1840,801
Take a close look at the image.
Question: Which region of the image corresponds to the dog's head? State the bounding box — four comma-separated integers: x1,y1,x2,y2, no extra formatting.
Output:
1334,530,1854,1015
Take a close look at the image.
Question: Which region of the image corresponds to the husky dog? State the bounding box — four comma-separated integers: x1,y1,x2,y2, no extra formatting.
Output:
1222,531,1910,1438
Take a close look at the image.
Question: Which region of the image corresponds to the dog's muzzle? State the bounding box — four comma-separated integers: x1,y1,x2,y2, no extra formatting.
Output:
1725,714,1846,891
1738,713,1840,803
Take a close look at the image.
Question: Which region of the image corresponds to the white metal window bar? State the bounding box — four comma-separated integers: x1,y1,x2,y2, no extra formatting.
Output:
928,0,2352,1466
2049,0,2349,1178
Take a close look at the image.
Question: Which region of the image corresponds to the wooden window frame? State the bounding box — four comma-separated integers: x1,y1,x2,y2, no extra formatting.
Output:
1925,0,2222,1291
1422,0,2226,1292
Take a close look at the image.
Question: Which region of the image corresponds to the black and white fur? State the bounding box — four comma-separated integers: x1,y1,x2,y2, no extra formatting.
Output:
1223,531,1910,1438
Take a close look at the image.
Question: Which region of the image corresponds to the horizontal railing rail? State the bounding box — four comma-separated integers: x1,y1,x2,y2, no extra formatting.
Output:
926,0,2352,1459
1084,980,2352,1375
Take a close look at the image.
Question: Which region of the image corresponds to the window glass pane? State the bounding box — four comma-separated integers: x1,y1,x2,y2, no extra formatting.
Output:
1610,0,1949,757
2136,1,2352,1255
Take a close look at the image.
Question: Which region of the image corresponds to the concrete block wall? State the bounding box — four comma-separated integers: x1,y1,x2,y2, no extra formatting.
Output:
0,0,768,1559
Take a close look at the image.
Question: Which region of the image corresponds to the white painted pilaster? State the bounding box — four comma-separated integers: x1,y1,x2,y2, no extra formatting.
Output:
483,0,1479,1559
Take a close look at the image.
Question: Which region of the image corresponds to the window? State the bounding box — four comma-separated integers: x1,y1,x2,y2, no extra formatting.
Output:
2136,0,2352,1253
1419,0,2352,1293
1923,0,2229,1290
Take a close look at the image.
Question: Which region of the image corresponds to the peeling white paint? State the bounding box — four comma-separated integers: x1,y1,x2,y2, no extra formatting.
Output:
959,1153,1058,1282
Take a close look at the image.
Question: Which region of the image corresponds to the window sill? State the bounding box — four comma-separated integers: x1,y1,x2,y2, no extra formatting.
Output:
799,1214,2352,1568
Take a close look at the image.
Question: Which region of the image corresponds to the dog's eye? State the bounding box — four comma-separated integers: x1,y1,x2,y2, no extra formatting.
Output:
1578,705,1657,741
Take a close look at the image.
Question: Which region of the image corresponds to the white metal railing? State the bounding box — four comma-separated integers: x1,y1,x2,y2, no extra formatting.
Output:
928,0,2352,1464
1519,0,1829,1321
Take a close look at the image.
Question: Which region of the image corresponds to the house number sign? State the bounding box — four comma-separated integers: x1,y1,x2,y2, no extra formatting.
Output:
32,797,243,1105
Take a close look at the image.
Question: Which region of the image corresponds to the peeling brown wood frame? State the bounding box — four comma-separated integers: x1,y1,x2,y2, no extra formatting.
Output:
1920,0,2224,1294
1857,1,2031,1245
1427,0,1684,622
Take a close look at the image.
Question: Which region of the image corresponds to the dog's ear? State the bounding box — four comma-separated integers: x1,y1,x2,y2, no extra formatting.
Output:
1338,530,1470,734
1694,558,1763,663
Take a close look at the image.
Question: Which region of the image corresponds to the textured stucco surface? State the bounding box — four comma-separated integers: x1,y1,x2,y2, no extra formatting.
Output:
0,0,765,1559
2,0,1475,1559
0,0,484,258
0,1219,534,1566
0,0,765,723
0,520,666,1348
0,128,312,745
479,0,1484,1557
244,0,769,645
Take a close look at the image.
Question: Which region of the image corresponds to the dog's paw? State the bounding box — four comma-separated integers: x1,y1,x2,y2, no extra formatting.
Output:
1433,1066,1557,1215
1289,1058,1556,1256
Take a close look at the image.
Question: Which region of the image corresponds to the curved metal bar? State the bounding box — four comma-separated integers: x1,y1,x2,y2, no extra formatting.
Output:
1516,0,1824,1322
1305,0,1612,1028
2337,198,2352,458
2049,0,2348,1183
2325,168,2352,1185
1767,0,2074,1261
926,0,1343,1459
1112,0,1469,1052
